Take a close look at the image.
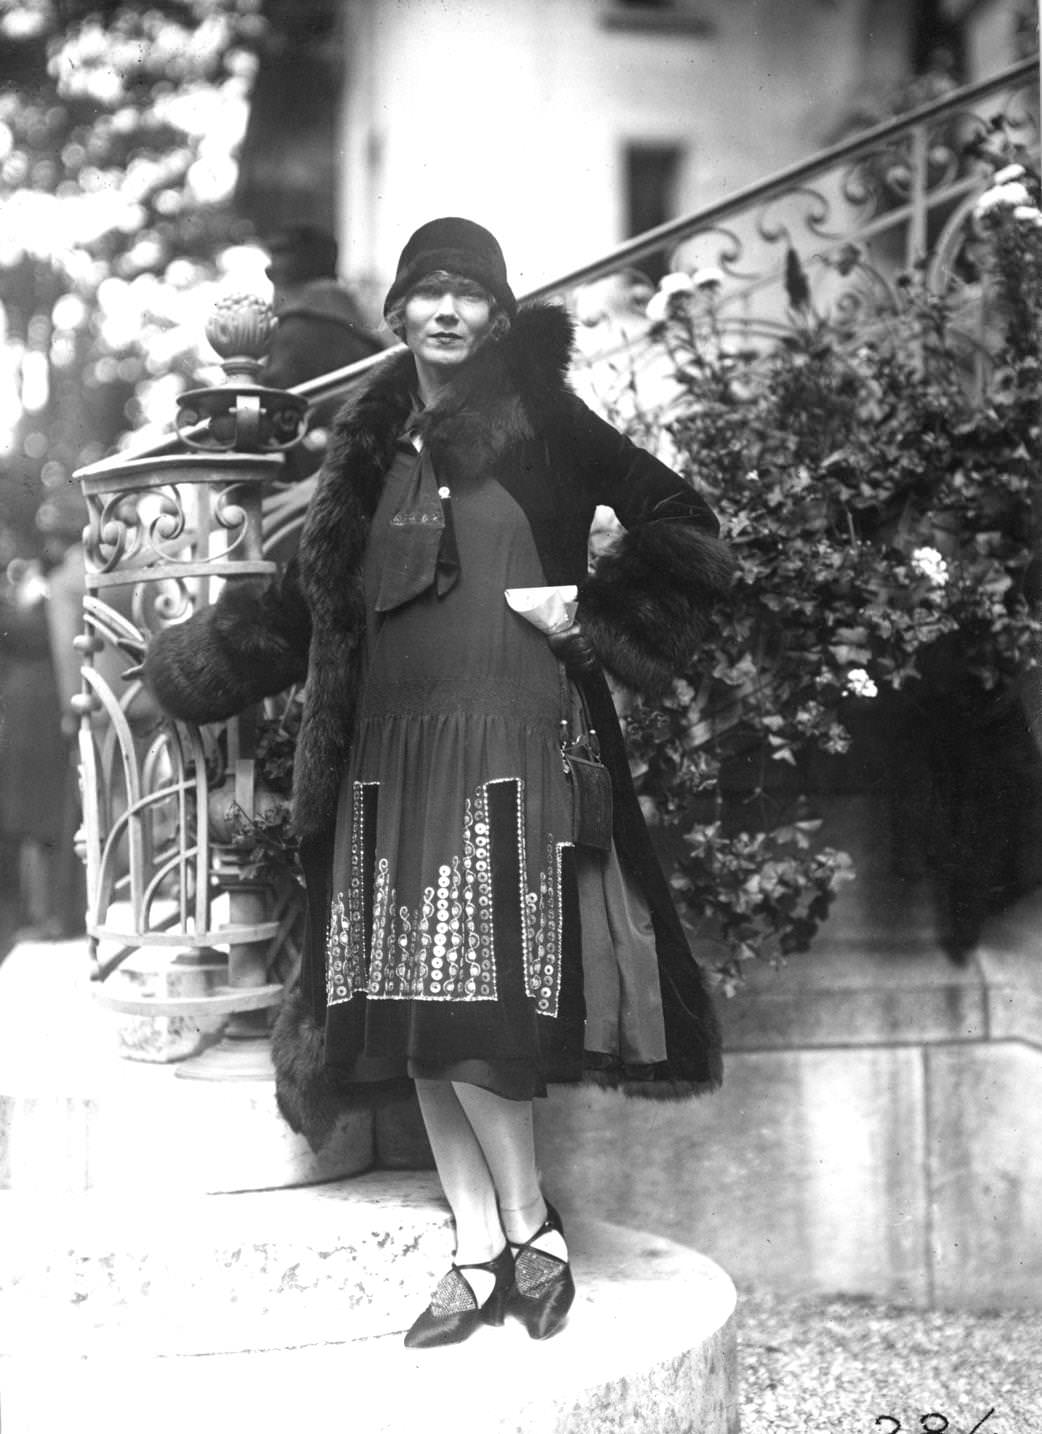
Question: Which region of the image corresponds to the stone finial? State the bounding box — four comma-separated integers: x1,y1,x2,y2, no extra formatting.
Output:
204,292,276,383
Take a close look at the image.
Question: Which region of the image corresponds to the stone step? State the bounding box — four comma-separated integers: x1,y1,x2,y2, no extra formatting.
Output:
0,1172,450,1356
0,1172,738,1434
0,939,373,1192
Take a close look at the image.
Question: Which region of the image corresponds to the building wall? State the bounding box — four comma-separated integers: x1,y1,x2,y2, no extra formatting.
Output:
336,0,926,309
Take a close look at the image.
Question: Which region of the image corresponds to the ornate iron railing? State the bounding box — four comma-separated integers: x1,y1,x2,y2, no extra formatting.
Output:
73,56,1039,1037
75,301,308,1031
305,56,1038,407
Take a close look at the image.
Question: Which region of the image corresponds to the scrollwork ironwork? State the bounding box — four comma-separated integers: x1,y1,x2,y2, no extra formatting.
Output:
571,66,1038,418
212,484,252,554
74,292,304,989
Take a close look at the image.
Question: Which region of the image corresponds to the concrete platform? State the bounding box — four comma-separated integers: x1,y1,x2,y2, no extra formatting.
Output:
0,1172,738,1434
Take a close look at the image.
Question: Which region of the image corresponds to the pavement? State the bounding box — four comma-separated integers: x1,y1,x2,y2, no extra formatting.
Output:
737,1286,1042,1434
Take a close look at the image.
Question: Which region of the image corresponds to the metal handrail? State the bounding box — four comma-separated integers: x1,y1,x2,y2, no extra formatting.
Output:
523,55,1040,303
77,54,1038,479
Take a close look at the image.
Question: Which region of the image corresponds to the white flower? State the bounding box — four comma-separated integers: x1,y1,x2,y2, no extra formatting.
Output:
573,286,609,326
659,271,695,295
999,183,1031,204
645,290,671,323
0,8,49,37
1014,205,1042,228
975,181,1032,216
993,163,1026,184
845,668,878,699
824,724,852,755
647,270,701,322
911,546,950,587
692,265,726,289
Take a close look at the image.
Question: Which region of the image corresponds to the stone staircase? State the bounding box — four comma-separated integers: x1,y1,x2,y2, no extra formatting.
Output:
0,939,738,1434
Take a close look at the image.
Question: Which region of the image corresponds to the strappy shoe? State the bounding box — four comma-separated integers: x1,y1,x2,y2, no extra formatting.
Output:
505,1200,575,1340
403,1245,514,1349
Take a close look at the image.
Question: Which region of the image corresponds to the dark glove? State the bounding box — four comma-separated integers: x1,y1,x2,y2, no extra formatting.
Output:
547,624,600,677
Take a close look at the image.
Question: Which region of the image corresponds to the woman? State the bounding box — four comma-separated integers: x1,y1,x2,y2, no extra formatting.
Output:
145,218,733,1348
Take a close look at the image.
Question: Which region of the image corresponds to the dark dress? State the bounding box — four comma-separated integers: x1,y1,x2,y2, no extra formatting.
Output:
323,440,667,1098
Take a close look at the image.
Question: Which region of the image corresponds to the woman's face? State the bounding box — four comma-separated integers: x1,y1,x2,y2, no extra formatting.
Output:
403,275,494,376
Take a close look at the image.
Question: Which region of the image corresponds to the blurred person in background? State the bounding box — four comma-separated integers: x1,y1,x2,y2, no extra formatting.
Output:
261,224,388,490
262,223,385,387
0,554,77,944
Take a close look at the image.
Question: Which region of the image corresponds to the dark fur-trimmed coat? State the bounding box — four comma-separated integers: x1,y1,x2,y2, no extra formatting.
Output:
145,305,735,1145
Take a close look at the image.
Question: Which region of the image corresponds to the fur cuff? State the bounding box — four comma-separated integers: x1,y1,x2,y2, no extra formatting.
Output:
143,573,310,725
579,522,734,697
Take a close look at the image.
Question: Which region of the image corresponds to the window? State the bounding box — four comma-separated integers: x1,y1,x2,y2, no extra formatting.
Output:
624,143,685,283
913,0,967,81
601,1,714,36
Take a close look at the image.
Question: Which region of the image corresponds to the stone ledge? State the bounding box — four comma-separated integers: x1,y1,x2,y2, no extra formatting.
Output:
717,929,1042,1053
0,1061,374,1193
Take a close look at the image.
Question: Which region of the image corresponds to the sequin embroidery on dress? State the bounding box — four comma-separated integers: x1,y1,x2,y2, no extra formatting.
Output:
525,833,568,1017
325,777,568,1012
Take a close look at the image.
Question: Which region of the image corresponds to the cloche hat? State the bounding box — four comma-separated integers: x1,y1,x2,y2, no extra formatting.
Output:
383,217,517,319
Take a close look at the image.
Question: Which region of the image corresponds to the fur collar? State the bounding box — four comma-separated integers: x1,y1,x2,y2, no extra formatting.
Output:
338,300,573,478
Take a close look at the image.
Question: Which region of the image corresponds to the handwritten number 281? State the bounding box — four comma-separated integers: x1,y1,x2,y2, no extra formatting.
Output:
876,1413,994,1434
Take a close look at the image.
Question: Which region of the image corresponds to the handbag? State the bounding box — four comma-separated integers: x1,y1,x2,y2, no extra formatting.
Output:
559,665,613,852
